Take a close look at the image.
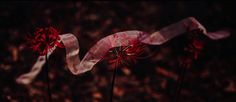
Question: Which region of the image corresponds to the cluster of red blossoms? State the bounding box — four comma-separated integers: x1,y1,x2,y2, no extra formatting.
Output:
182,29,205,68
186,29,205,60
106,40,145,66
26,27,64,55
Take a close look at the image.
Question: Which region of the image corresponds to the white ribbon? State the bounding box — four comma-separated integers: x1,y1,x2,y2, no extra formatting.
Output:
16,17,230,85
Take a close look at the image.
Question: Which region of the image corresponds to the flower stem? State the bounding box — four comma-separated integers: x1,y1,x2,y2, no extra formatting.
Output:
109,63,118,102
173,66,187,102
45,54,52,102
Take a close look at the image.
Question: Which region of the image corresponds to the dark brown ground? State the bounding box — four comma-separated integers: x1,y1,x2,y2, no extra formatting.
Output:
0,1,236,102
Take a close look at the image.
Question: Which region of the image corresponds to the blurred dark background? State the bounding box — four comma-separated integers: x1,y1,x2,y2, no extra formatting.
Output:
0,1,236,102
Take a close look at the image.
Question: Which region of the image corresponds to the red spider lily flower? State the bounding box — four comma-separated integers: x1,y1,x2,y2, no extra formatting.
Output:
184,29,205,66
26,27,64,55
105,40,145,67
185,39,204,60
192,39,204,50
